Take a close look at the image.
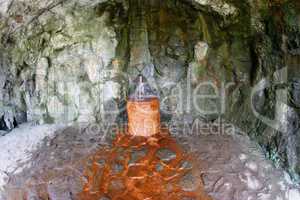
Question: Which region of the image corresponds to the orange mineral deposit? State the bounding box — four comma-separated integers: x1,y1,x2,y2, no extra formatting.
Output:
127,75,160,137
79,129,213,200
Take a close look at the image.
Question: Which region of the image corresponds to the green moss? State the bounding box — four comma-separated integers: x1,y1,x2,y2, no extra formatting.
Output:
283,1,300,32
62,93,71,106
196,64,206,77
43,17,64,33
43,112,55,124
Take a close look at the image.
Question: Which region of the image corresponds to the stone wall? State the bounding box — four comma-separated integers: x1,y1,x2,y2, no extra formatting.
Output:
0,0,125,127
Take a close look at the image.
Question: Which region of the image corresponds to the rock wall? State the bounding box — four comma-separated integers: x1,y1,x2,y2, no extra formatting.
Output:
0,0,300,180
0,0,125,127
227,0,300,181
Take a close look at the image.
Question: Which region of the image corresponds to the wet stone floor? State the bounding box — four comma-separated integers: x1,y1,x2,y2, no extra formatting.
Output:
2,125,300,200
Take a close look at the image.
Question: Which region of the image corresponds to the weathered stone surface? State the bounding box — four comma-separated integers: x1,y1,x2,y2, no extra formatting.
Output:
0,0,122,124
0,0,11,16
193,0,237,16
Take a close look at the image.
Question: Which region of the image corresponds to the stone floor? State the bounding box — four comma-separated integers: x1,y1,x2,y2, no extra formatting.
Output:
2,125,300,200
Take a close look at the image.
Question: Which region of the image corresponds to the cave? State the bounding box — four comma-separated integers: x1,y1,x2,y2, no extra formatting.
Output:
0,0,300,199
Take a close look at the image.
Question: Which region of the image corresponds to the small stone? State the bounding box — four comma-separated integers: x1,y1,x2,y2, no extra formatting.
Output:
239,170,262,190
239,154,247,161
245,161,258,172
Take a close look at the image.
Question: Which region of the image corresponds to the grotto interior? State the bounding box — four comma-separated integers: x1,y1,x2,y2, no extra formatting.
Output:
0,0,300,199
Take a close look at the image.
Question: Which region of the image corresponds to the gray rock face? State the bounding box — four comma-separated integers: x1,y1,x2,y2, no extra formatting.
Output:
0,0,122,125
0,0,247,127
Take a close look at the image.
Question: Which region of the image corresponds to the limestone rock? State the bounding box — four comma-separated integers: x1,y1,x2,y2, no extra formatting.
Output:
188,0,237,16
0,0,12,16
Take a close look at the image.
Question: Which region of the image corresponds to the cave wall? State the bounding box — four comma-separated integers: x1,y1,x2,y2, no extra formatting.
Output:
0,0,127,127
0,0,300,180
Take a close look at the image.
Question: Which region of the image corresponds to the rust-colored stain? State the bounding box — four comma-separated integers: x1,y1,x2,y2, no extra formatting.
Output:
78,129,212,200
